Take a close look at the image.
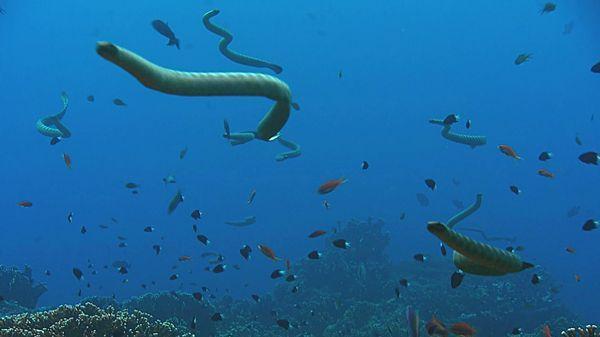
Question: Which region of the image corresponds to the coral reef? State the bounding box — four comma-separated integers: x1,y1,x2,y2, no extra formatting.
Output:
562,325,599,337
0,302,192,337
0,265,47,309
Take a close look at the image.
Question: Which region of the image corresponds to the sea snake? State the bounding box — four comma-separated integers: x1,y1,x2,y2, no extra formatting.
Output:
429,119,486,148
96,41,292,142
202,9,283,74
36,92,71,139
447,193,482,228
275,137,301,161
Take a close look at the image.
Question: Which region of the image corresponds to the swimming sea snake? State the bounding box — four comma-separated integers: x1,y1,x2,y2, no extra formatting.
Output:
275,137,301,161
428,194,532,276
458,227,517,243
36,92,71,139
202,9,283,74
96,42,292,142
429,119,486,148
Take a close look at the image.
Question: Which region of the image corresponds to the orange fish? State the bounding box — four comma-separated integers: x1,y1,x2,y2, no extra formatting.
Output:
498,145,522,160
450,322,476,337
17,201,33,207
317,178,347,194
308,230,327,238
538,169,554,178
426,316,448,336
566,246,576,254
543,324,552,337
63,153,72,169
257,244,281,261
574,274,581,282
178,256,192,262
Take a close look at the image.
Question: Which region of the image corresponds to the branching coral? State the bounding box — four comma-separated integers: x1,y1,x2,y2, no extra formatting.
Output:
562,325,599,337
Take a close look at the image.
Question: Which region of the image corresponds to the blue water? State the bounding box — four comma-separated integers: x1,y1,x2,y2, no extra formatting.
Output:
1,0,599,323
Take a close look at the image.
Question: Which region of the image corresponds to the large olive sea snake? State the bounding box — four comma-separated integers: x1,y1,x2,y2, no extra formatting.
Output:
428,194,532,276
429,119,486,148
202,9,283,74
36,92,71,140
96,41,294,144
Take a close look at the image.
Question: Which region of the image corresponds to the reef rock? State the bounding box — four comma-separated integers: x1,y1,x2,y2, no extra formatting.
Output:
0,265,47,309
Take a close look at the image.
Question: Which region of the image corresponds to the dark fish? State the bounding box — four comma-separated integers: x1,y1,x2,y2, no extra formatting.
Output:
440,243,447,256
308,230,327,238
223,119,231,138
169,273,179,280
395,287,401,299
87,95,95,102
413,253,427,262
193,292,203,301
191,209,202,220
338,70,343,78
307,250,322,260
72,268,83,280
515,54,532,65
240,245,252,260
80,226,87,234
50,137,61,145
443,114,459,125
251,294,260,302
416,193,429,207
285,274,298,282
247,189,257,204
451,270,465,288
143,226,154,232
361,161,369,170
509,185,521,195
540,2,556,14
566,246,576,254
592,62,600,73
512,328,524,335
179,146,188,160
118,242,127,248
190,316,197,330
399,279,410,287
197,234,210,245
323,200,331,210
531,274,541,285
406,306,419,337
113,98,127,106
465,119,471,129
425,179,436,191
213,264,227,273
45,270,51,276
118,266,128,274
579,151,599,165
167,190,184,214
211,313,224,321
271,269,286,279
538,152,552,161
332,239,350,249
125,182,139,189
277,319,291,330
192,224,198,233
153,244,161,255
566,206,580,218
77,289,82,297
582,219,598,231
400,212,406,220
291,286,299,293
151,20,180,49
67,212,74,223
575,135,583,145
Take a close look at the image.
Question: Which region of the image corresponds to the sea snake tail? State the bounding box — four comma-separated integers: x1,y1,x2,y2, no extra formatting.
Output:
36,92,71,139
202,9,283,74
275,137,301,161
457,227,517,243
429,119,487,148
428,221,533,276
447,193,482,229
96,41,293,141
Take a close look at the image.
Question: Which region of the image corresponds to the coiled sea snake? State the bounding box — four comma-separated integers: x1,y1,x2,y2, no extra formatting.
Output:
428,194,533,276
429,119,486,148
96,41,295,147
275,137,301,161
202,9,283,74
36,92,71,140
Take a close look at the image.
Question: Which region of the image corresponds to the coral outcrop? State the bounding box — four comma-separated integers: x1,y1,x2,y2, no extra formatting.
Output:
0,265,47,309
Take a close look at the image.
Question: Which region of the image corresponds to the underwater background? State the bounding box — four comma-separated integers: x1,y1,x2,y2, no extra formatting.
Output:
1,0,599,336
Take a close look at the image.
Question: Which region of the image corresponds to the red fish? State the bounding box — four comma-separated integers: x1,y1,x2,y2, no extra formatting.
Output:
17,201,33,207
450,322,476,336
63,153,72,169
498,145,522,160
308,230,327,238
543,324,552,337
317,178,347,194
257,244,281,261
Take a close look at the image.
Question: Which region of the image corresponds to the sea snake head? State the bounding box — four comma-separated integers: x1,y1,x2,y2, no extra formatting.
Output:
96,41,119,62
427,221,449,237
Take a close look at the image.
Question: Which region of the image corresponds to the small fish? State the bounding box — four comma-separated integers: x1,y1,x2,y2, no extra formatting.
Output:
509,185,521,195
162,175,176,184
190,209,202,220
416,193,429,207
167,190,184,214
118,242,127,248
317,178,347,194
332,239,350,249
338,70,343,79
575,134,583,145
291,285,299,293
271,269,286,279
531,273,541,285
151,20,180,49
399,279,410,287
80,226,87,234
592,62,600,73
543,325,552,337
540,2,556,14
450,322,477,336
498,145,521,160
179,147,188,160
67,212,74,223
197,234,210,245
143,226,154,233
63,153,72,169
258,244,281,261
50,137,61,145
413,253,427,262
112,98,127,106
211,313,224,321
99,224,109,229
574,274,581,282
285,274,298,282
440,243,447,256
251,294,260,302
125,182,139,189
277,319,291,330
400,212,406,220
451,270,465,288
118,266,128,274
578,151,599,165
223,119,231,138
240,245,252,260
178,255,192,262
582,219,598,231
190,316,197,330
323,200,331,210
512,327,523,335
169,274,179,280
465,119,471,129
44,270,51,276
308,250,322,260
247,189,257,204
538,152,552,161
17,201,33,208
308,230,327,238
537,169,554,178
212,264,227,273
514,54,532,65
192,224,198,233
87,95,95,102
361,161,369,170
152,244,161,255
291,102,300,111
425,179,436,191
443,114,459,125
72,268,83,280
566,246,576,253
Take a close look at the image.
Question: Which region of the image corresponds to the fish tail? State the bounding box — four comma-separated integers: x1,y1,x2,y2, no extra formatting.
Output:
168,38,180,49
